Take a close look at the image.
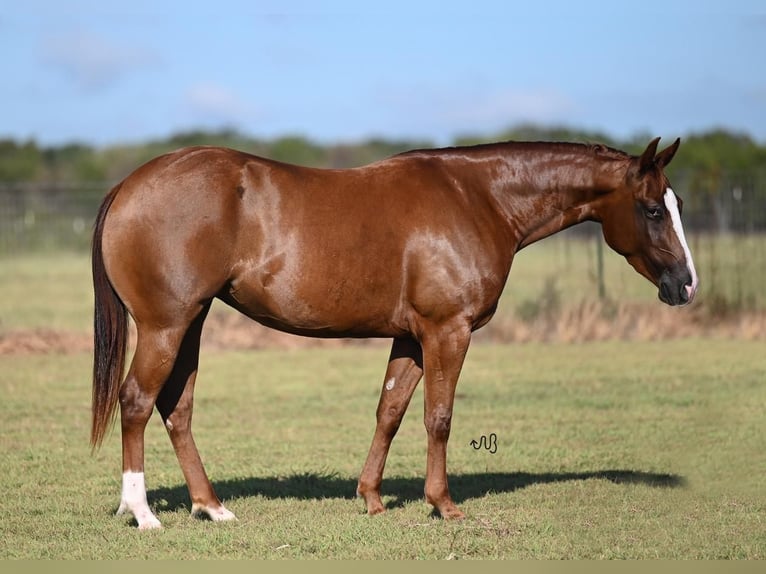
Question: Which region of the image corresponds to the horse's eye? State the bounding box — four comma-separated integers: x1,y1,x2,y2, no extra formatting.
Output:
645,206,663,220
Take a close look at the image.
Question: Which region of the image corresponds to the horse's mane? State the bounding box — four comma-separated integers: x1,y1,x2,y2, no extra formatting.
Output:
582,142,632,160
396,140,632,161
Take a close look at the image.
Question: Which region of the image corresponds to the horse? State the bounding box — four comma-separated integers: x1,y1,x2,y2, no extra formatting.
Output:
91,136,698,529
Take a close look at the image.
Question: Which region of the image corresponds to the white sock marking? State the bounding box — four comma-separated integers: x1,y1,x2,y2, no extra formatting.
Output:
664,188,699,301
118,471,161,529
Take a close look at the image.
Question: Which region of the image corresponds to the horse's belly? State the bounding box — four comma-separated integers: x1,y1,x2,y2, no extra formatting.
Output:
222,262,406,338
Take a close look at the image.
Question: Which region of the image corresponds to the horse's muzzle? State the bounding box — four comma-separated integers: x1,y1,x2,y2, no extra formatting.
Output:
658,268,696,306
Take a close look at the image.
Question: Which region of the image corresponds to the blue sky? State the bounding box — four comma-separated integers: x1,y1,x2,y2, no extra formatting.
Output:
2,0,765,147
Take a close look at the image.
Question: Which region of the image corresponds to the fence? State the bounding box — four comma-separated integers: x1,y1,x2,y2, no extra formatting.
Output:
0,182,106,253
1,178,765,311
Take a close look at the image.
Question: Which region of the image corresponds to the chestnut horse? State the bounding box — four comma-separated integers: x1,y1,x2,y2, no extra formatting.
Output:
91,137,698,528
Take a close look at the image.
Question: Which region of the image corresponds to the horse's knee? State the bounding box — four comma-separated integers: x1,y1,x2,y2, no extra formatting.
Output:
424,405,452,440
119,379,156,426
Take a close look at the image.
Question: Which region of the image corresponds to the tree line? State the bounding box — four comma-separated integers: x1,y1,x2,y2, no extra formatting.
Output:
1,124,765,231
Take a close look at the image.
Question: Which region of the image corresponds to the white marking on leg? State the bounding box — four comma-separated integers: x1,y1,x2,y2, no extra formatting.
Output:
385,377,396,391
191,502,238,522
118,471,161,530
664,188,699,302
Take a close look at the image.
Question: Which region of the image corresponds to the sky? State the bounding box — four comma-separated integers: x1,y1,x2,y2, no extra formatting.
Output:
2,0,765,148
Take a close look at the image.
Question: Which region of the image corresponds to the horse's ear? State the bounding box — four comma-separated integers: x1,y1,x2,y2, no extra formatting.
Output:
654,137,681,169
638,137,662,174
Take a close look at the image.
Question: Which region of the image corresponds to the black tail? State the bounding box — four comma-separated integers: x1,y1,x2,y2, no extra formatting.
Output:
91,183,127,449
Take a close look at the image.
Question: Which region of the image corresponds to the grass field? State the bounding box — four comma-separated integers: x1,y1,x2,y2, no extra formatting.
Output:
1,340,764,559
0,247,764,559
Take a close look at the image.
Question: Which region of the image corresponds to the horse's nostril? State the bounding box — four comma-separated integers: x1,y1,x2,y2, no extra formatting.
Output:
659,279,673,304
679,284,690,303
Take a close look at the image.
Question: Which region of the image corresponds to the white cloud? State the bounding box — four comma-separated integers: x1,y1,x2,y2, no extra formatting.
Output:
375,85,577,141
444,88,577,131
41,31,153,91
183,83,255,123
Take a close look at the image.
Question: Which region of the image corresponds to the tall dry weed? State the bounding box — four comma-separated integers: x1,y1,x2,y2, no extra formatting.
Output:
478,299,766,344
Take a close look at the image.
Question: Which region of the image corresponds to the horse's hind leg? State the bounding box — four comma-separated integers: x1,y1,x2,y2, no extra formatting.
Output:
155,302,235,523
357,337,423,514
117,321,190,529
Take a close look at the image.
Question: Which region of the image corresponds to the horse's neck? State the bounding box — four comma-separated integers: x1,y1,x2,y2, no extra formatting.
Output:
479,148,627,249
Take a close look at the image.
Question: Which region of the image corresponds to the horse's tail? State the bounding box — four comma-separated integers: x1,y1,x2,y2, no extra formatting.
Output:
91,183,127,449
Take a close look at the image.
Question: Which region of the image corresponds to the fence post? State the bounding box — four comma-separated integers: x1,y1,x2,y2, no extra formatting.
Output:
596,234,606,300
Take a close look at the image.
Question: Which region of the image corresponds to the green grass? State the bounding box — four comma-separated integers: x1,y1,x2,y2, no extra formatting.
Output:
0,246,764,558
0,252,93,332
1,340,764,559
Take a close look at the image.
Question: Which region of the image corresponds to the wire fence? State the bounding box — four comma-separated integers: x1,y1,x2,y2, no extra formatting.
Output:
0,182,105,253
1,177,765,311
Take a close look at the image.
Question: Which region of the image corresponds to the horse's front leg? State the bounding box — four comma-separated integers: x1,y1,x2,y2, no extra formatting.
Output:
420,321,472,519
357,337,423,515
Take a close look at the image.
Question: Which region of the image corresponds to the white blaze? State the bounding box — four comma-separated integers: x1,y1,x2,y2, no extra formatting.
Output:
385,377,396,391
664,188,699,302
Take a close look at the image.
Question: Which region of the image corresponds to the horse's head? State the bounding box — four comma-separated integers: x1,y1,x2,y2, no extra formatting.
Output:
599,137,699,306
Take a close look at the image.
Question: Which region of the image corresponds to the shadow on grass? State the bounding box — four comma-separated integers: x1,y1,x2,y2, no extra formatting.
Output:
147,470,686,513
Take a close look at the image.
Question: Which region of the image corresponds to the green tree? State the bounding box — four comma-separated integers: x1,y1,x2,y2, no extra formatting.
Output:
0,139,44,181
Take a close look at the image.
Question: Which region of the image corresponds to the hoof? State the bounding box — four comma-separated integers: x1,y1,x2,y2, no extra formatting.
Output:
137,517,162,530
192,503,237,522
441,508,466,520
430,500,465,520
357,488,385,516
366,504,386,516
117,502,162,530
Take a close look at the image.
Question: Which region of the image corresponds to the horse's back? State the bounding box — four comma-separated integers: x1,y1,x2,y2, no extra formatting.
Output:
100,146,510,337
